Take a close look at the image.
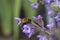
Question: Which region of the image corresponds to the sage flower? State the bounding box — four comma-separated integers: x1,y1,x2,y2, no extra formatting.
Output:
23,23,39,38
33,15,44,27
55,12,60,28
15,17,22,26
47,7,54,16
31,3,39,9
37,35,48,40
55,12,60,22
27,0,31,3
45,0,51,5
45,0,55,6
55,0,59,6
55,17,60,22
46,23,54,31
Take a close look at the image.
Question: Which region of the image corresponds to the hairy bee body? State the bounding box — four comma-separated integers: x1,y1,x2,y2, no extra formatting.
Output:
22,17,29,23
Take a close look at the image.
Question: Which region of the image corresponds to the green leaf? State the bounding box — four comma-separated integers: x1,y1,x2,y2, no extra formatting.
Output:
30,0,37,4
13,0,21,40
0,0,12,36
23,0,37,20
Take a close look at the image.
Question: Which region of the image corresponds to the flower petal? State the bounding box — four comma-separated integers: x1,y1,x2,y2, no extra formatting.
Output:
22,23,39,38
31,3,38,9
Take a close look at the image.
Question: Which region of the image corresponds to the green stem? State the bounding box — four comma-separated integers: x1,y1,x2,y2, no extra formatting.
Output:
0,0,12,36
13,0,21,40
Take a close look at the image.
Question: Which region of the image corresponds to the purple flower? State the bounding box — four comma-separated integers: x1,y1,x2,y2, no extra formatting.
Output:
56,18,60,22
15,17,21,21
33,15,44,27
15,17,22,26
46,23,54,30
33,15,42,21
33,15,43,21
45,0,55,6
37,35,48,40
55,12,60,22
56,12,60,16
23,24,30,35
31,3,39,9
22,23,39,38
47,7,55,16
52,0,60,7
27,0,31,3
55,16,60,22
55,0,58,3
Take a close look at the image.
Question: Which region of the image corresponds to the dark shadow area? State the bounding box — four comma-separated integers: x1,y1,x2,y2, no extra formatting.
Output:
37,4,47,27
19,1,25,18
0,16,2,36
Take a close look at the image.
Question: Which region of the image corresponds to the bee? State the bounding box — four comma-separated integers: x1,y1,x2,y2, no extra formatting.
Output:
21,17,31,24
15,17,31,26
22,17,29,23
